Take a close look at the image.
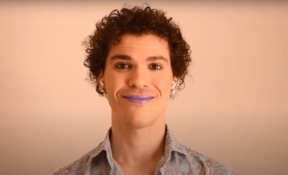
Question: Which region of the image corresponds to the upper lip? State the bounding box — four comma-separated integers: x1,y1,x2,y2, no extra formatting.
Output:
122,95,154,99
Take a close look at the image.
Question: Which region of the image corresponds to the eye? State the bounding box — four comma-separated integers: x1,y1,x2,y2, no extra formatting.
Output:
149,64,162,70
115,63,131,69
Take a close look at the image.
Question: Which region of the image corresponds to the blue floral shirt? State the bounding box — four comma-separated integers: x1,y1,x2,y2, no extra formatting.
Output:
52,126,236,175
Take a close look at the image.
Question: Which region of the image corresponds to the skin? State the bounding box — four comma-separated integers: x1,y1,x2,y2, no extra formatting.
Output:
100,34,177,175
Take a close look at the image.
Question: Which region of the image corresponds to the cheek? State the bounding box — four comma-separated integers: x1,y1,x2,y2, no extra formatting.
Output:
104,71,118,94
104,71,127,96
106,79,122,95
152,71,173,93
156,78,172,95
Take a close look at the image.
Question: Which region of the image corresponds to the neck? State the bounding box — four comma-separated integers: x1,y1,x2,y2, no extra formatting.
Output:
110,113,166,168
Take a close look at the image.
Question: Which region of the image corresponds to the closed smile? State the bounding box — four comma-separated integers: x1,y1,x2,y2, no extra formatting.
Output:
122,95,154,104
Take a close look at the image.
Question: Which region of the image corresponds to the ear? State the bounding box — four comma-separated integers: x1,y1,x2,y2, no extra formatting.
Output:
172,76,178,84
171,76,179,95
97,73,106,91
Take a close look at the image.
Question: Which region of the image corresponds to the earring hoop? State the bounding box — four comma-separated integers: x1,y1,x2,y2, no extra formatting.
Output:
100,78,105,86
171,81,179,95
98,78,107,98
171,81,177,89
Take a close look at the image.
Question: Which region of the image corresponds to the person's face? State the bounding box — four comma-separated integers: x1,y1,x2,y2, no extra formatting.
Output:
102,34,177,128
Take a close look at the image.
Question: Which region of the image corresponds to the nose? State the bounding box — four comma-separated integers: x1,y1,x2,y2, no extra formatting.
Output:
127,65,149,89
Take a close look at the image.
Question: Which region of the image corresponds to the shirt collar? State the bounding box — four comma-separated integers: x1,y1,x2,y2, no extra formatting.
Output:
164,124,189,155
89,124,189,167
89,129,115,168
160,124,189,166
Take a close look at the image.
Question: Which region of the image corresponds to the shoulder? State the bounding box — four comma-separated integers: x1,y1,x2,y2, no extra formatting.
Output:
52,150,93,175
184,145,237,175
51,142,109,175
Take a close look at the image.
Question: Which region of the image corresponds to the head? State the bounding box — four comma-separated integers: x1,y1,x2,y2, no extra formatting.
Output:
83,4,191,128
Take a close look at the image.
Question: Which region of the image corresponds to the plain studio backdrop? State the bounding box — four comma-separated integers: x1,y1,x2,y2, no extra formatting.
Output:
0,1,287,175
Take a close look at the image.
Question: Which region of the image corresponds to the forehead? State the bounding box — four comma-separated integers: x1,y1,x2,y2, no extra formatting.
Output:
107,34,170,61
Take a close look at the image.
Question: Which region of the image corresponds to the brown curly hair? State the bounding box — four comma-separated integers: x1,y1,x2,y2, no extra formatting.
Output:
83,4,192,96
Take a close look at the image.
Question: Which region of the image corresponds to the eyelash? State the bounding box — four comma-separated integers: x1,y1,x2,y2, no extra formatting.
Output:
115,63,131,69
115,63,162,70
149,64,162,70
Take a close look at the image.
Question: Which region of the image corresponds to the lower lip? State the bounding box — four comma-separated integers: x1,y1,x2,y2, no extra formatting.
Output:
123,97,153,104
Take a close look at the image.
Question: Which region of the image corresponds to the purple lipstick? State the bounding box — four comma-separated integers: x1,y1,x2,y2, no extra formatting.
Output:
123,95,154,104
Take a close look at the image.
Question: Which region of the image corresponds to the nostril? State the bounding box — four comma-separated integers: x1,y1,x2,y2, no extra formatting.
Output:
127,70,149,88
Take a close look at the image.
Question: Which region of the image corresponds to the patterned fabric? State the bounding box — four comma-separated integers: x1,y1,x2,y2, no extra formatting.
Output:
52,126,236,175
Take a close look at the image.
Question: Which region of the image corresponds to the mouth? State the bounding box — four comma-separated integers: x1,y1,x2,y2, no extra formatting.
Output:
122,95,154,104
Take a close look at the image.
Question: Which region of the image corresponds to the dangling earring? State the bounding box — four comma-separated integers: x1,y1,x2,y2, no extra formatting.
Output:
171,81,178,95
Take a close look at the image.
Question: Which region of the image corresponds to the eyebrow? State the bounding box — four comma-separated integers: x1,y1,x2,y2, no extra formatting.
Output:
110,54,169,63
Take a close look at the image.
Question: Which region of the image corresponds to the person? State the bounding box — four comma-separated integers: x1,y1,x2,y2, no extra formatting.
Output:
52,4,236,175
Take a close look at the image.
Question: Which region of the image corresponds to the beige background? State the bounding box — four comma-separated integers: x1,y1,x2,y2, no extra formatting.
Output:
0,1,287,175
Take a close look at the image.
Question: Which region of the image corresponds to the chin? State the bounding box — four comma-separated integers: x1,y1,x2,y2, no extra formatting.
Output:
122,111,162,129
